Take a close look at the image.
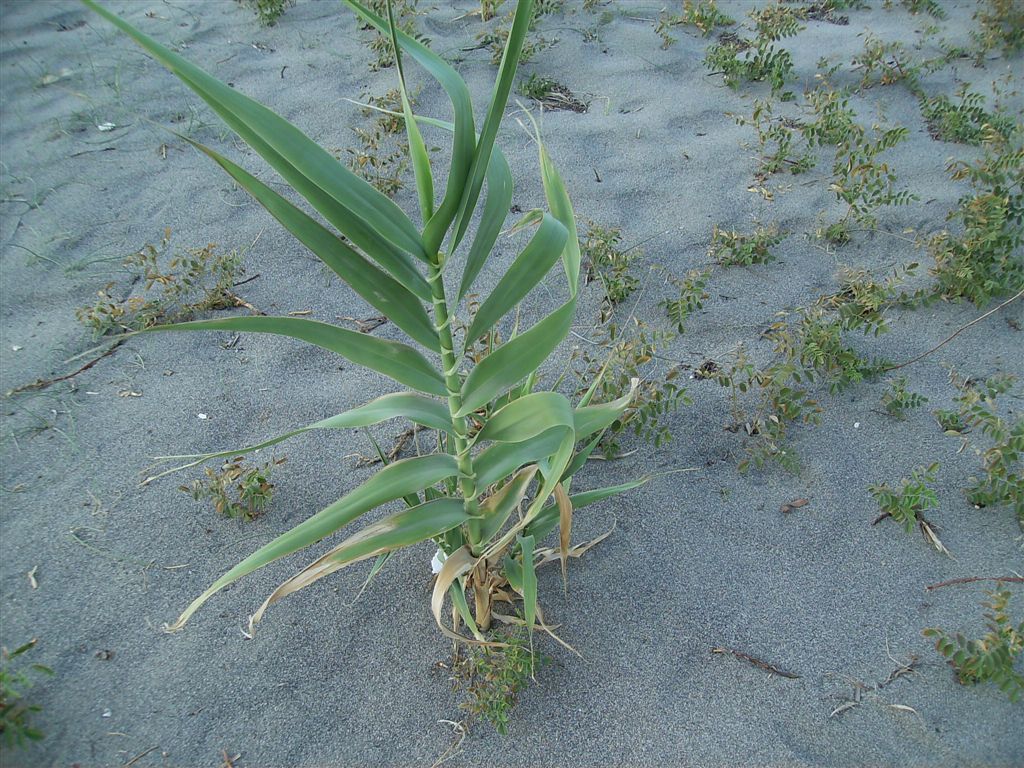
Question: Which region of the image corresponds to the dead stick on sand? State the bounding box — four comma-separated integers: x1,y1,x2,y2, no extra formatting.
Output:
883,287,1024,372
5,340,124,397
711,647,800,679
122,745,159,767
925,575,1024,591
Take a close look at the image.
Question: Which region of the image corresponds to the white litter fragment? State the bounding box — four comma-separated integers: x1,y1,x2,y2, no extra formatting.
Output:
854,422,860,429
197,413,208,420
11,345,22,351
96,122,116,132
102,709,112,718
431,548,446,574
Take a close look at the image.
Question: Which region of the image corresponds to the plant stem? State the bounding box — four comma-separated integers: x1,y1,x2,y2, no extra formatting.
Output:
428,255,481,547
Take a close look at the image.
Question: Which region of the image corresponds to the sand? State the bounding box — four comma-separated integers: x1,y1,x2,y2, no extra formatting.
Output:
0,0,1021,765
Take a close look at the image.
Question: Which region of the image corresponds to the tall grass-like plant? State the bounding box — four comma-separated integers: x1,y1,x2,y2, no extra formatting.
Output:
83,0,640,644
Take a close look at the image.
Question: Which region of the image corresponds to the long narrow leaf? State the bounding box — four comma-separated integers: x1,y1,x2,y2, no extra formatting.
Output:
184,138,438,350
526,478,648,541
83,0,428,263
457,299,575,416
252,498,467,623
479,465,538,542
342,0,475,253
573,380,637,439
168,454,460,630
385,1,433,223
474,391,573,446
464,211,567,344
474,427,568,489
137,316,445,396
518,534,537,637
149,392,452,479
451,0,535,252
458,140,513,300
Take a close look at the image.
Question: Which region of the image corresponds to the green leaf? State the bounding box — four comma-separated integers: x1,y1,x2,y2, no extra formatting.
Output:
457,299,576,416
152,392,452,472
342,0,475,254
385,0,433,223
538,140,581,297
479,465,538,542
526,478,648,541
458,141,513,300
168,454,460,630
253,497,468,622
183,138,438,350
474,391,574,445
573,383,636,439
451,0,535,252
82,0,428,265
138,316,445,396
474,427,568,489
465,212,568,344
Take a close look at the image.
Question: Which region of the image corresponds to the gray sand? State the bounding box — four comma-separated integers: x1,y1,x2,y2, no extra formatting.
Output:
1,0,1022,766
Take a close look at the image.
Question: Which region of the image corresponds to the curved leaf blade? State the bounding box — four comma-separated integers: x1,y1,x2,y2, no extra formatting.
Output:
526,478,648,542
252,498,467,623
464,212,568,344
139,316,445,396
457,299,575,417
184,138,438,350
474,391,573,445
458,142,513,300
167,454,460,630
82,0,428,263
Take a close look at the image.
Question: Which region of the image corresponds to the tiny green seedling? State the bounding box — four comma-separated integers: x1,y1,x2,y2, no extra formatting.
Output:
924,587,1023,702
661,268,709,333
239,0,293,25
656,0,734,48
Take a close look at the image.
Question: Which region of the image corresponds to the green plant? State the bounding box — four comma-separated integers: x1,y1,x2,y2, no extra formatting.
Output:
896,0,946,19
708,223,784,266
919,86,1015,145
948,372,1023,520
802,82,858,147
85,0,642,650
361,0,426,70
881,376,927,419
182,456,285,521
518,73,587,112
750,2,805,41
850,32,921,92
971,0,1024,58
0,639,53,750
477,2,558,66
661,268,710,333
477,0,507,22
239,0,293,25
582,221,640,322
929,131,1023,305
934,407,968,434
342,88,414,197
76,231,244,338
869,463,940,534
924,587,1023,701
453,626,546,733
733,99,815,181
705,36,794,96
655,0,734,48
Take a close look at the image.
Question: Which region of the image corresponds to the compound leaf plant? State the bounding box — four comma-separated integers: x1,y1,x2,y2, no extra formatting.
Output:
83,0,641,646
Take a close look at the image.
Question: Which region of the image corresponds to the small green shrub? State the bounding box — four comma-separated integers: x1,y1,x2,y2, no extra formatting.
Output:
949,373,1023,520
929,131,1023,305
343,88,414,197
518,73,587,112
934,407,968,434
971,0,1024,58
920,87,1015,145
869,463,940,534
582,222,640,322
0,639,53,750
750,2,805,41
477,1,559,65
656,0,734,47
898,0,946,20
661,268,710,333
76,232,243,337
361,0,427,70
924,588,1023,701
705,36,794,95
453,627,546,734
182,456,285,521
239,0,293,25
881,376,927,419
733,98,815,181
708,223,784,266
851,32,920,91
